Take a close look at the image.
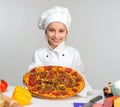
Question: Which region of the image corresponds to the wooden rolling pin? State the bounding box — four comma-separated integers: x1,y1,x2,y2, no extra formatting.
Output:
3,94,23,107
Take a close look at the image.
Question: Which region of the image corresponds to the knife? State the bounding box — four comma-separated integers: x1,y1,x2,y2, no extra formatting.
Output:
81,95,103,107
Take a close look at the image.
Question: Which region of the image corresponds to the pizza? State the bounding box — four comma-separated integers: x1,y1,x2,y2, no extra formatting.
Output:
23,66,85,99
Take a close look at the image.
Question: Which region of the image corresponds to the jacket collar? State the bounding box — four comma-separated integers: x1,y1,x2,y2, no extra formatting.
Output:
48,42,65,53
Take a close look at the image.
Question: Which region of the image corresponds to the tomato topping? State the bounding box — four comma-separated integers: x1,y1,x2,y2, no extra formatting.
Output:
72,88,78,93
29,78,35,86
66,68,72,73
31,68,36,72
52,91,60,96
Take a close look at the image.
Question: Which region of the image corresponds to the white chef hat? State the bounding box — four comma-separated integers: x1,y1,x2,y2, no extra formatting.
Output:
38,6,72,31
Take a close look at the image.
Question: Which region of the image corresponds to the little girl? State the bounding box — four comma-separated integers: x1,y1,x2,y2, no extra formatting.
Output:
28,6,92,97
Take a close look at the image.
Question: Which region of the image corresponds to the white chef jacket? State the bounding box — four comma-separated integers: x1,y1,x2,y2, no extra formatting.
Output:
28,42,92,97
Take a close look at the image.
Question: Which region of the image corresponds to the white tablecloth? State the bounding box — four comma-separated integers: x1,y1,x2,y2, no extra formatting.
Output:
4,86,104,107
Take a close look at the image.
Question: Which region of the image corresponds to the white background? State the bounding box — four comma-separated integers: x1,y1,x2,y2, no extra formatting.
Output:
0,0,120,89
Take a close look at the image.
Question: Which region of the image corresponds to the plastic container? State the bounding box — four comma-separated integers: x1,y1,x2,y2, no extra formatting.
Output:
111,80,120,96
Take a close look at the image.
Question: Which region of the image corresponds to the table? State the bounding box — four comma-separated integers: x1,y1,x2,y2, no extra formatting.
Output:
4,86,104,107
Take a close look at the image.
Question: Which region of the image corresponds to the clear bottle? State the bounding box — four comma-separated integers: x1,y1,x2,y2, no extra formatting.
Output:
0,80,4,107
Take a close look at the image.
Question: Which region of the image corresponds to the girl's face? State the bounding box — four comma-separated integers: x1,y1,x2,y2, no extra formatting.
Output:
46,22,67,49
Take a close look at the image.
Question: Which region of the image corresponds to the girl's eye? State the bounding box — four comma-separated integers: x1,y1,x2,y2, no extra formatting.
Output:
59,29,65,33
47,28,54,32
49,29,54,32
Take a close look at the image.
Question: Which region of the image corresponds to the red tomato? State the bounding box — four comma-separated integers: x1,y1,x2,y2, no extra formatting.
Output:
0,79,8,92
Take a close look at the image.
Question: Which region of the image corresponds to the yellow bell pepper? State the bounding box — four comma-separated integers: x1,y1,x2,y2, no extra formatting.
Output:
12,86,32,105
